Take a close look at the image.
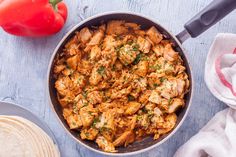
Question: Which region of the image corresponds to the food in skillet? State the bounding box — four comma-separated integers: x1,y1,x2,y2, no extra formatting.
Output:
53,20,190,152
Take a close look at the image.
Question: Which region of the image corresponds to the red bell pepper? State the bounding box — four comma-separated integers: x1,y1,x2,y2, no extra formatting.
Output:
0,0,67,37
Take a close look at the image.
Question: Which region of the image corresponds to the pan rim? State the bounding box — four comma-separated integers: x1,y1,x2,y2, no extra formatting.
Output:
46,11,194,156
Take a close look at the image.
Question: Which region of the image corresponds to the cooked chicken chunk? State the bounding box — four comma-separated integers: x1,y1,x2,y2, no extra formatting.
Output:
90,45,101,61
89,65,103,85
66,55,79,70
124,22,140,30
87,25,105,46
119,44,139,65
106,20,128,35
58,92,75,107
145,102,156,111
125,101,141,115
133,77,147,91
134,60,148,77
147,72,162,89
77,60,93,75
151,113,164,128
168,98,184,113
138,90,151,104
146,26,163,44
160,78,186,99
79,105,96,127
80,128,99,140
62,108,72,118
87,30,104,46
74,94,88,109
103,35,118,50
148,90,162,104
54,64,66,74
118,44,140,65
97,102,113,112
137,36,151,53
55,76,72,96
70,72,86,94
65,114,82,129
152,44,164,57
158,113,177,134
110,86,132,100
79,27,92,43
163,43,178,61
65,37,80,56
137,114,150,129
87,91,103,105
96,136,116,152
95,110,116,131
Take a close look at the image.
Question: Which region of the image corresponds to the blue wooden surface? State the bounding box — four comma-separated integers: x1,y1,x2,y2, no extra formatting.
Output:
0,0,235,156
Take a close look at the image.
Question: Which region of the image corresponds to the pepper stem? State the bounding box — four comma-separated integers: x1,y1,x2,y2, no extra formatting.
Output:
50,0,62,9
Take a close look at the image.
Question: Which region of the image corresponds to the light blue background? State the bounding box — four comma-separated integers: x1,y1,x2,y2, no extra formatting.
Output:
0,0,235,156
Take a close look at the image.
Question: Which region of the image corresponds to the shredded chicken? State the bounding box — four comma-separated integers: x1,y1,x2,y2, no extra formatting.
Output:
53,20,190,153
79,27,92,43
113,131,135,147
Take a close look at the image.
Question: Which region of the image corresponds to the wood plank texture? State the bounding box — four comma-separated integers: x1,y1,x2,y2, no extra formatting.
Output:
0,0,235,156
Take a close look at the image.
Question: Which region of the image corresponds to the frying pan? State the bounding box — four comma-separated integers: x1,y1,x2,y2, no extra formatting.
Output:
47,0,236,155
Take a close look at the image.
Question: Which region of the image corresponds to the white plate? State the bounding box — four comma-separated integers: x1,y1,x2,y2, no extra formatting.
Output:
0,101,60,154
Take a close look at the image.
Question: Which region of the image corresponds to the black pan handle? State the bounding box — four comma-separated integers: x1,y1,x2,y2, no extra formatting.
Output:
176,0,236,43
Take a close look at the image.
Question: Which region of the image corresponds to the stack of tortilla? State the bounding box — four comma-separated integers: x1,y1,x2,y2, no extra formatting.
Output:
0,115,60,157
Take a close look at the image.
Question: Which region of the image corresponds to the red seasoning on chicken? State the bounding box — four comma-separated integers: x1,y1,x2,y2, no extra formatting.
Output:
53,20,190,152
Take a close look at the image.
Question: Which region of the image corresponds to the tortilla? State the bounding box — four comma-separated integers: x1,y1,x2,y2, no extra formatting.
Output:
0,115,60,157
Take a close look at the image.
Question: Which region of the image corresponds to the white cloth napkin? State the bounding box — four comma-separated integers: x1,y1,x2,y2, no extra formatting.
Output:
174,108,236,157
174,33,236,157
205,33,236,108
